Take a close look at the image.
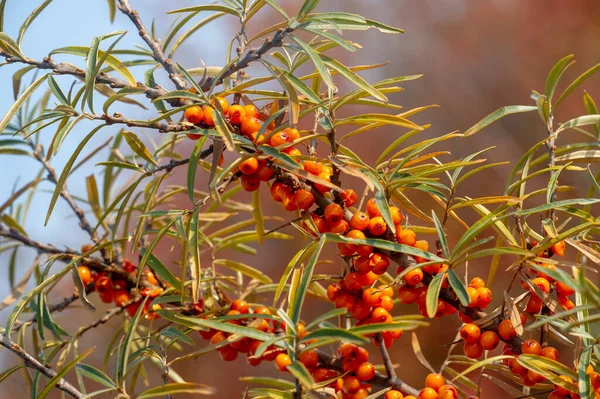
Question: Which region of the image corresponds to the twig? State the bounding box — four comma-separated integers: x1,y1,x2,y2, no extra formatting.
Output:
117,0,187,91
0,332,83,398
96,113,196,133
376,334,398,381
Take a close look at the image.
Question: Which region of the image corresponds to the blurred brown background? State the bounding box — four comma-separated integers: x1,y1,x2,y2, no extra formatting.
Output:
1,0,600,398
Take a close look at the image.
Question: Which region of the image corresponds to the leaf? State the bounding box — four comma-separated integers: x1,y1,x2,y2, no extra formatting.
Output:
0,73,49,134
138,383,216,398
141,250,182,291
102,86,146,114
301,328,367,345
274,243,317,305
450,355,515,382
411,332,435,373
168,13,225,58
211,106,234,151
106,0,116,22
76,363,116,388
513,198,600,216
167,4,240,16
556,115,600,134
336,113,421,130
426,273,444,318
321,55,387,102
50,46,136,85
556,149,600,163
374,190,396,235
0,32,24,57
447,269,470,307
431,211,449,258
123,131,158,167
117,296,148,386
12,65,35,100
463,105,537,136
582,92,600,136
288,235,326,325
160,326,194,346
45,125,104,225
291,36,334,90
298,0,319,20
38,348,94,399
544,54,574,101
556,63,600,107
252,190,265,245
213,259,272,284
71,264,95,311
187,136,208,204
0,365,23,384
286,362,314,388
504,292,524,335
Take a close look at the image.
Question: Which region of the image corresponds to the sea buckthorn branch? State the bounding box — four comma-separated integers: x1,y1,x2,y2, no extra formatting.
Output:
117,0,188,91
0,332,83,398
0,52,168,101
96,113,197,133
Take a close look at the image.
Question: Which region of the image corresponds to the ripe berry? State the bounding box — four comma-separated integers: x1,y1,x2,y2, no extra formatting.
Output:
184,105,203,124
350,212,370,231
255,161,274,181
370,253,390,275
368,216,387,236
240,116,262,137
239,158,259,175
385,391,404,399
270,131,290,147
540,346,559,361
292,189,315,210
269,181,286,202
460,323,481,343
463,341,484,359
558,294,574,310
356,362,375,381
498,319,517,340
378,285,394,297
344,272,363,292
552,241,566,257
213,97,229,114
521,339,541,355
362,288,383,307
352,300,371,320
556,281,575,296
240,174,260,191
341,189,358,207
346,229,366,251
403,268,423,286
324,203,344,224
418,387,438,399
366,198,380,217
228,104,245,124
202,106,215,126
243,104,259,118
371,307,392,323
466,287,479,307
285,127,300,141
531,277,551,294
335,292,355,310
479,331,499,350
303,160,324,175
77,266,93,285
398,286,417,304
275,353,292,372
476,287,492,308
299,349,319,369
231,299,249,314
389,206,403,224
425,373,445,391
525,294,543,313
343,376,361,393
397,229,417,246
219,346,238,361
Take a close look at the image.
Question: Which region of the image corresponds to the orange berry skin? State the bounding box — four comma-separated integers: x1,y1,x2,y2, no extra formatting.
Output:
354,256,372,274
479,331,499,350
469,277,485,289
219,346,238,361
389,206,403,224
366,198,380,218
240,174,260,191
385,391,404,399
231,299,249,314
556,281,575,296
380,295,394,311
184,105,203,124
243,104,259,118
476,287,492,308
463,341,484,359
346,229,366,250
498,319,517,340
425,373,445,391
283,147,301,157
214,97,229,114
202,106,215,126
368,216,387,236
403,268,423,286
521,339,542,355
397,229,417,246
370,253,390,275
285,127,300,141
77,266,93,286
552,240,566,257
324,203,344,224
299,349,319,369
275,353,292,371
419,387,438,399
228,104,245,124
292,189,315,210
362,288,383,307
240,116,262,136
460,323,481,343
303,160,324,175
270,131,290,147
344,272,363,292
352,300,372,321
558,294,575,310
437,386,457,397
466,287,480,307
255,161,274,181
341,189,358,207
269,181,286,202
350,212,370,231
540,346,559,361
398,286,417,304
335,292,355,310
371,307,392,323
526,294,544,313
532,277,551,294
378,285,394,297
239,158,259,175
343,376,361,394
356,362,375,381
356,244,374,257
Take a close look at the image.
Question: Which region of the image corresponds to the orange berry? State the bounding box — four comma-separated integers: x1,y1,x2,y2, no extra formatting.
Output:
184,105,203,124
324,203,344,224
292,189,315,210
466,287,479,307
314,171,332,194
240,174,260,191
556,281,575,296
341,189,358,207
337,242,355,256
460,323,481,343
526,294,544,313
269,181,286,202
356,244,374,257
243,104,259,118
531,277,551,294
521,339,541,355
344,272,363,292
552,241,566,257
425,373,445,391
77,266,93,286
356,362,375,381
479,331,499,350
537,263,556,281
346,229,366,251
419,387,438,399
227,104,245,125
275,353,292,371
240,116,262,136
362,288,382,307
389,206,403,224
371,307,392,323
335,292,355,309
285,127,300,141
239,157,259,175
397,229,417,246
343,376,361,393
352,300,372,320
414,239,429,252
403,268,423,286
366,198,380,218
283,147,301,157
540,346,559,361
270,131,290,147
231,299,249,314
380,295,394,311
463,341,484,359
202,106,215,126
385,391,404,399
398,286,417,304
350,212,370,231
476,287,492,308
303,160,324,175
255,161,274,181
437,386,457,397
299,349,319,369
498,319,517,340
378,284,394,297
370,253,390,275
213,97,229,114
469,277,485,289
558,294,575,310
219,345,238,361
354,256,372,274
368,216,387,236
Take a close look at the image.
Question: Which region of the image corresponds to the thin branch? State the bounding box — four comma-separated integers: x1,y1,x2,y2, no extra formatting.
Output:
376,334,398,381
95,113,196,133
0,332,83,398
117,0,187,91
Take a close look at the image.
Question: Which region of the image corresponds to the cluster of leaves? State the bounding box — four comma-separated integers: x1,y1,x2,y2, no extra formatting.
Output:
0,0,599,398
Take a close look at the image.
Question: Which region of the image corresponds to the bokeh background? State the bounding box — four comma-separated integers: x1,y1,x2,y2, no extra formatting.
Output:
1,0,600,397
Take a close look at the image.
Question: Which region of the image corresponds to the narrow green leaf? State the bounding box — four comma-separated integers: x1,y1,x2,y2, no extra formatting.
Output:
301,328,367,345
187,136,208,204
556,115,600,134
321,55,386,102
76,363,116,388
213,259,272,284
106,0,116,22
425,273,444,318
160,326,194,346
544,54,574,101
431,211,448,258
463,105,537,136
556,63,600,107
167,4,240,15
141,250,182,291
252,190,265,245
582,92,600,137
291,36,333,90
123,131,158,166
0,73,49,134
38,348,94,399
211,106,234,151
514,198,600,216
298,0,319,20
12,65,35,100
447,269,470,307
138,383,216,398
